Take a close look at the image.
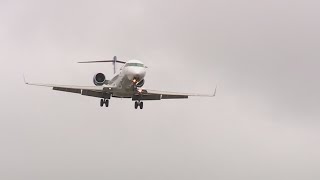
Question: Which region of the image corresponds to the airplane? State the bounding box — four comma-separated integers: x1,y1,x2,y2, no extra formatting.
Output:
25,56,216,109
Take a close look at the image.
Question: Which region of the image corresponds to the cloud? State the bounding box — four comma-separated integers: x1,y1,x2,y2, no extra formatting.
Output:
0,0,320,179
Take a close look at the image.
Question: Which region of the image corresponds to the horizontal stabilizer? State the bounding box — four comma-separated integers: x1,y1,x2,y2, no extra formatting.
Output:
78,60,126,64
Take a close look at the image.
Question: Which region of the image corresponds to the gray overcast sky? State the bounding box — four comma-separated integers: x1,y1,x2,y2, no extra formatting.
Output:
1,0,320,179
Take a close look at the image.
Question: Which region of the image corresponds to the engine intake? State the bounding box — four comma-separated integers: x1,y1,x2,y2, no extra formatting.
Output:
93,73,106,86
137,79,145,87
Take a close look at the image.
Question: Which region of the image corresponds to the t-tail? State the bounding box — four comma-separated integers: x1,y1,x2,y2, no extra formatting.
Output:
78,56,126,74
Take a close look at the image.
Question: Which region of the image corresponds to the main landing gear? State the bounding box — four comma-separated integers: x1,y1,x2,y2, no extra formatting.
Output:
100,99,109,107
134,101,144,109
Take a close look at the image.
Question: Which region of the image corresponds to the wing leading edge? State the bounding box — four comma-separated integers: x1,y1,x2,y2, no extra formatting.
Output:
24,78,116,99
132,88,217,101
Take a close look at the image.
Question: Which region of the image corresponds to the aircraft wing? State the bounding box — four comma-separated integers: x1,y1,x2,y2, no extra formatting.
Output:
24,77,216,100
132,88,217,101
25,80,115,99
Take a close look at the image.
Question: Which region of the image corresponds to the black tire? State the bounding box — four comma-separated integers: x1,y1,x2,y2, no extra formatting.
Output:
140,102,144,109
105,100,109,107
100,99,104,107
135,102,139,109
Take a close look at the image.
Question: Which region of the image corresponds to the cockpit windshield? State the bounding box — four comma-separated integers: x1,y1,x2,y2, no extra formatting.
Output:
125,63,144,67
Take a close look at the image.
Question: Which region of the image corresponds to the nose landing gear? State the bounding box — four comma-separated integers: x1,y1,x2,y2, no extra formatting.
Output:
134,101,144,109
100,99,109,107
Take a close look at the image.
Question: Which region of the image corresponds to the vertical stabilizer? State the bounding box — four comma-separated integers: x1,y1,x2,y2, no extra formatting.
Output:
113,56,117,74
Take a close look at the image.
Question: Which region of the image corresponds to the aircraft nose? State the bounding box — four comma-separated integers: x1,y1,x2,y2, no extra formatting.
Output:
127,67,146,81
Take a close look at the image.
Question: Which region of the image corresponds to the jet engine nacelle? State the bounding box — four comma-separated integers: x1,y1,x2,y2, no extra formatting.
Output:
93,73,106,86
137,79,145,87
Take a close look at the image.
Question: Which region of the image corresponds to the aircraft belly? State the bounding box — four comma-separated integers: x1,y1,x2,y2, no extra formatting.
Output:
112,77,134,98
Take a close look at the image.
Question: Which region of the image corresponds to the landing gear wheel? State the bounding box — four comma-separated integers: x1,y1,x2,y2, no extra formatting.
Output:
105,100,109,107
135,101,139,109
140,102,144,109
100,99,104,107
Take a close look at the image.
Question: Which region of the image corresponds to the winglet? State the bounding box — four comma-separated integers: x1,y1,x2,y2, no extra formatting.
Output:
213,85,217,97
23,74,29,85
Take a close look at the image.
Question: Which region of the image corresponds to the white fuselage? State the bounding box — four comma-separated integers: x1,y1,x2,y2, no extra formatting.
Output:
106,60,146,97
